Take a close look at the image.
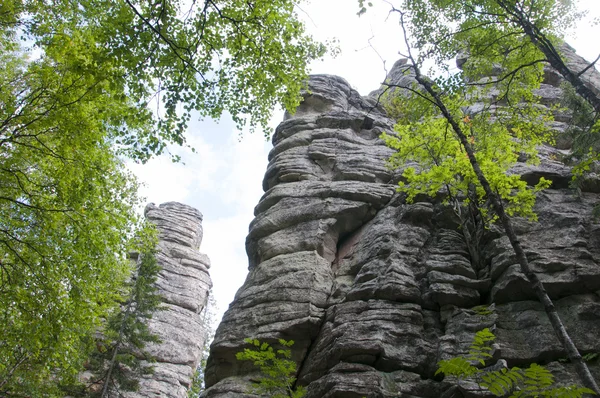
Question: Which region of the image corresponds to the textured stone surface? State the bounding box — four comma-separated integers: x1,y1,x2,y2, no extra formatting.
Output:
203,47,600,397
127,202,212,398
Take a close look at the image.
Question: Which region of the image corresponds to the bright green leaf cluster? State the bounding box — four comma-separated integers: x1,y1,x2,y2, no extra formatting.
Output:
481,367,525,395
381,0,595,222
236,338,305,398
382,83,553,221
437,329,597,397
1,0,329,393
379,0,587,222
467,327,496,365
0,46,147,395
436,328,496,379
472,305,495,316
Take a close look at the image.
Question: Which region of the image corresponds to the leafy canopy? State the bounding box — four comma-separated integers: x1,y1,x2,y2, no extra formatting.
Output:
1,0,328,394
376,0,592,219
381,74,552,220
5,0,327,162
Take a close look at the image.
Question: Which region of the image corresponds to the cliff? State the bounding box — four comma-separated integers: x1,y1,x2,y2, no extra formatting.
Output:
202,45,600,397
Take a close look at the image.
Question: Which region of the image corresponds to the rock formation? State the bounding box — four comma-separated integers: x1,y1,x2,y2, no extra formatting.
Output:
128,202,212,398
202,46,600,397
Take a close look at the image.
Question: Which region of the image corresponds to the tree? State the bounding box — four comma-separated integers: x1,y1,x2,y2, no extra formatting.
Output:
188,291,217,398
490,0,600,114
1,1,326,394
433,0,600,186
371,0,600,393
385,0,600,181
0,44,148,396
86,243,163,398
4,0,327,162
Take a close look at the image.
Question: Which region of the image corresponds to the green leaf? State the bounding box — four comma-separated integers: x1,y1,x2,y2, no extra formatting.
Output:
237,339,304,397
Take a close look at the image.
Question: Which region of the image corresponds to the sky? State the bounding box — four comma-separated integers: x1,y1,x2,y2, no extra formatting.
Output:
127,0,600,323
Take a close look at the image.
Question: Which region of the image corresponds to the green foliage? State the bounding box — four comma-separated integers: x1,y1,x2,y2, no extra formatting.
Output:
188,368,204,398
437,356,480,379
481,367,524,396
436,328,496,379
467,328,496,366
379,0,595,223
380,0,599,393
0,47,146,396
472,305,495,316
583,353,599,363
1,0,328,393
357,0,373,16
382,85,553,221
3,0,326,161
236,338,305,398
437,329,597,397
592,205,600,223
560,82,600,182
396,0,581,70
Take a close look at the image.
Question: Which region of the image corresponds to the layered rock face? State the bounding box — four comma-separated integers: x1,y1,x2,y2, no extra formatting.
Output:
203,47,600,397
128,202,212,398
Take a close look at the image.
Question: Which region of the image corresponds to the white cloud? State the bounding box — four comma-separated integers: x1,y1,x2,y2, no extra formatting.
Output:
127,118,273,322
214,135,268,208
566,0,600,62
300,1,404,95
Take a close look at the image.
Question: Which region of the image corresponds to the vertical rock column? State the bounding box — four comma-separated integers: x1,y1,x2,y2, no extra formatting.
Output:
128,202,212,398
203,75,399,396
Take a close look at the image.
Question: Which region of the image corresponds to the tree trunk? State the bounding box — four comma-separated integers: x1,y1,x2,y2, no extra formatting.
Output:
100,301,132,398
495,0,600,114
391,12,599,387
411,67,600,394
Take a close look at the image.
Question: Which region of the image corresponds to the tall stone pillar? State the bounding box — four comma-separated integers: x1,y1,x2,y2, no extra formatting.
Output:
127,202,212,398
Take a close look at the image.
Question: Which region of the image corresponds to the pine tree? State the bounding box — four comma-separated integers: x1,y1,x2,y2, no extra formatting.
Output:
86,237,163,397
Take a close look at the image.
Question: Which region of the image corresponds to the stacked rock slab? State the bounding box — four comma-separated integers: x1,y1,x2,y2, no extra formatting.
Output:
127,202,212,398
203,47,600,397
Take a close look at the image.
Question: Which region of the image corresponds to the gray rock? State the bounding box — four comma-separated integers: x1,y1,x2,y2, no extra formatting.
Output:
203,45,600,397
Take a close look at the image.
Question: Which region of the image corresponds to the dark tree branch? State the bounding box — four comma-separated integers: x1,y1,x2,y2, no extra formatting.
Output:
576,52,600,78
495,0,600,114
395,8,600,394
